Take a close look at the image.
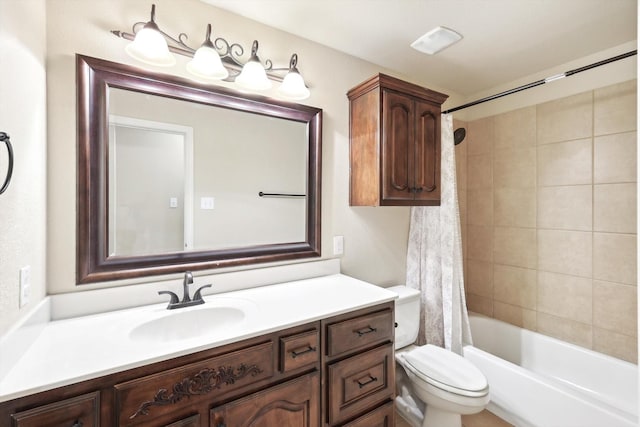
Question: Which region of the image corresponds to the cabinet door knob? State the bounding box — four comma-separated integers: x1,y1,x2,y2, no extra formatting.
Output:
71,420,83,427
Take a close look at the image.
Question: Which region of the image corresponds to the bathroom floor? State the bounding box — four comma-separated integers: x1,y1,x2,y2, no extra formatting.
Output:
395,409,514,427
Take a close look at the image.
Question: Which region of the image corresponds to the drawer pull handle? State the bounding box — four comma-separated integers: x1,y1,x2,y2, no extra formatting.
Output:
356,374,378,388
290,345,317,358
354,326,377,337
71,421,83,427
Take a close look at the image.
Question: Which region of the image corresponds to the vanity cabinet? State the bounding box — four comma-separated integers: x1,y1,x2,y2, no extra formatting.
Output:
0,303,393,427
348,73,448,206
322,304,395,426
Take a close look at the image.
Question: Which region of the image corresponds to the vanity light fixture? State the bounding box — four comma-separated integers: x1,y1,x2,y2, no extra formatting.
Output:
111,4,310,100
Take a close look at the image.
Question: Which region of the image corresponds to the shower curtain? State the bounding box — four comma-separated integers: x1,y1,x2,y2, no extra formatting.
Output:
406,113,472,354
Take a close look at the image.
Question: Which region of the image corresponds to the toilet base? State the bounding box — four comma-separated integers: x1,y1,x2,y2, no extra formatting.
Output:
422,405,461,427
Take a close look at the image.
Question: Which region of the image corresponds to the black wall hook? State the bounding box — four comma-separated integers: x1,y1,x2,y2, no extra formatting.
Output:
0,132,14,195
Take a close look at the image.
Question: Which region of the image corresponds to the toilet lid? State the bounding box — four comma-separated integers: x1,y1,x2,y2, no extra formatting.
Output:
404,344,488,397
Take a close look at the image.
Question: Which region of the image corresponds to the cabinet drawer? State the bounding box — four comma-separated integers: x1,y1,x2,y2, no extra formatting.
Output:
327,344,394,425
341,400,394,427
11,391,99,427
280,329,319,373
326,309,393,357
115,341,274,425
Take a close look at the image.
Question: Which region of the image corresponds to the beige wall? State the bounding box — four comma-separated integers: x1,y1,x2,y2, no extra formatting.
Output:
0,1,48,335
460,80,638,363
44,0,466,294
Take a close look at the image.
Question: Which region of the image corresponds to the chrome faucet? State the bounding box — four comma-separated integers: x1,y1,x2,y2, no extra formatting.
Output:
158,271,212,310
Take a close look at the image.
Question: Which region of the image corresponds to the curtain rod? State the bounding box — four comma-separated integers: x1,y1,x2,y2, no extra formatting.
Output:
442,50,637,114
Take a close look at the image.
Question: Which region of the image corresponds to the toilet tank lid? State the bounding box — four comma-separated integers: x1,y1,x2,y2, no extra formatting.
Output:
386,285,420,300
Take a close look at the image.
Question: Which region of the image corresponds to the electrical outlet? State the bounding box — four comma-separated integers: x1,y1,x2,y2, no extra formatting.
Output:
333,236,344,256
19,266,31,308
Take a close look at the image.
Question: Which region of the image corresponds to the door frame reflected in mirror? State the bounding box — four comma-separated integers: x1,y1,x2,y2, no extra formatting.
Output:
77,54,322,284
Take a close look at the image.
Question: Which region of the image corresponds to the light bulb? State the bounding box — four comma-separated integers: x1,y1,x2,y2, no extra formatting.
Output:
235,40,271,91
187,45,228,80
278,69,309,100
125,6,175,67
186,24,228,81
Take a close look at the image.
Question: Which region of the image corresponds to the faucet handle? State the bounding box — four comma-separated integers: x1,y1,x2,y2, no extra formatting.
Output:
192,284,212,302
158,290,179,306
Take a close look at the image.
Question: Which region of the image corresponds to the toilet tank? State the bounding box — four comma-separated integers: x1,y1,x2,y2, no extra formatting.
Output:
387,285,421,349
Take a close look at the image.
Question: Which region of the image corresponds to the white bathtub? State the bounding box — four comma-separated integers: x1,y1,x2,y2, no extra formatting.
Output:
463,313,638,427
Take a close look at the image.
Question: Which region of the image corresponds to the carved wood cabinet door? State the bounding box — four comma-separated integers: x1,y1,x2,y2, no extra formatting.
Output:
209,373,319,427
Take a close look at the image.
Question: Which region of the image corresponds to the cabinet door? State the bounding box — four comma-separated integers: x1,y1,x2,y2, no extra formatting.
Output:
210,373,319,427
413,99,440,203
381,90,413,202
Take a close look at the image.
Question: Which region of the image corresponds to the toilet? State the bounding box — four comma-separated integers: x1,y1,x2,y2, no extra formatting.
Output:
388,285,489,427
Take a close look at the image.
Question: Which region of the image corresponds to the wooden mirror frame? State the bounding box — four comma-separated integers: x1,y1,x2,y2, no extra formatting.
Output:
77,55,322,284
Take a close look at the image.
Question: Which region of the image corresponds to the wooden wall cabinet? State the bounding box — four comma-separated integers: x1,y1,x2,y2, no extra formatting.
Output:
1,303,394,427
348,73,448,206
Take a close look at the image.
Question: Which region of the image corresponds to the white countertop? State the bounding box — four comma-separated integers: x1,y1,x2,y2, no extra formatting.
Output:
0,273,396,403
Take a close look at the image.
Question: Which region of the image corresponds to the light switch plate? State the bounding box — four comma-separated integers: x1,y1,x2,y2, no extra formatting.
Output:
200,197,215,210
333,236,344,256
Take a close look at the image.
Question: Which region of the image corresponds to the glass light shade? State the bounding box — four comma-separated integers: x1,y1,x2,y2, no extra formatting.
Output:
186,45,229,80
235,59,272,91
278,70,310,100
125,25,175,67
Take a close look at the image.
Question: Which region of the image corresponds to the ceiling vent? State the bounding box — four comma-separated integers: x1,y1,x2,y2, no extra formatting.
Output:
410,26,462,55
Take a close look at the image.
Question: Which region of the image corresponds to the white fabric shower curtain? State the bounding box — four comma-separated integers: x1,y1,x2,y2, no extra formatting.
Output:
406,113,472,355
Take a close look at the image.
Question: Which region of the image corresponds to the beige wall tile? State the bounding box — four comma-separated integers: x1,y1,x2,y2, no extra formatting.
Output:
593,327,638,364
456,144,468,190
466,260,493,297
467,189,493,226
467,225,493,262
537,91,593,145
593,280,637,337
494,148,536,188
467,154,492,190
467,116,494,156
594,183,637,234
466,292,493,317
494,106,536,151
494,301,537,330
593,232,637,285
594,80,637,136
538,229,592,277
537,271,592,324
537,312,592,348
494,227,536,269
494,188,536,228
594,132,637,184
493,264,537,309
537,138,592,186
537,185,592,231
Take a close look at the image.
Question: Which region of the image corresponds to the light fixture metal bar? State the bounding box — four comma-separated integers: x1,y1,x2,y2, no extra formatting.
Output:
110,29,285,82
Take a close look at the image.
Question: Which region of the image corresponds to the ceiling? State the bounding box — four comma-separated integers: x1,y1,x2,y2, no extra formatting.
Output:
201,0,637,96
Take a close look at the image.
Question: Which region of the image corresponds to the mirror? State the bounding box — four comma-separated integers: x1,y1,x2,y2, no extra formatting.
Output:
77,55,322,284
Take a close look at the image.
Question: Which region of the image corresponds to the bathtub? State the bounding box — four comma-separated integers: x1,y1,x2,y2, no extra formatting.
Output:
463,313,638,427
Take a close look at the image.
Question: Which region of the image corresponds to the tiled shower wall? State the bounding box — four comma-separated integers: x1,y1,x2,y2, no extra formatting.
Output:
457,80,637,363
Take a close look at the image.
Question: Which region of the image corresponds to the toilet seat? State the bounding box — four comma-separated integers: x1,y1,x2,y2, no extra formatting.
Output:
403,344,489,398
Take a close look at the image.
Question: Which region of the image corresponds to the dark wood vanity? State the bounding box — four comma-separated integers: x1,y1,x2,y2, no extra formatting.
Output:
0,302,394,427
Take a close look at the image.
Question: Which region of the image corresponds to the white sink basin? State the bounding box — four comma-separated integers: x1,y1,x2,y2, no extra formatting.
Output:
129,302,250,342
